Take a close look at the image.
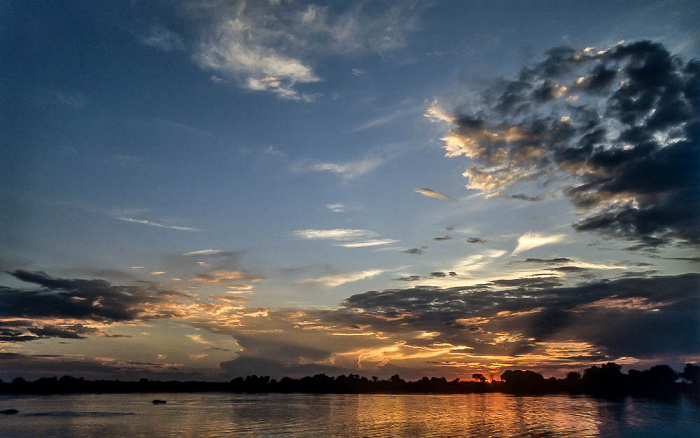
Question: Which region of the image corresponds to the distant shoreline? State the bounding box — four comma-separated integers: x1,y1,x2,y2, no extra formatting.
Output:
2,362,699,399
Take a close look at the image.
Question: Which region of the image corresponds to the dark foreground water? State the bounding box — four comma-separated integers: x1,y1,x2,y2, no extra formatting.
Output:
1,392,698,437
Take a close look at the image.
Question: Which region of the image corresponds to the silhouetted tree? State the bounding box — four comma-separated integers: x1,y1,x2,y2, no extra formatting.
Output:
582,362,625,397
500,370,545,394
681,364,700,385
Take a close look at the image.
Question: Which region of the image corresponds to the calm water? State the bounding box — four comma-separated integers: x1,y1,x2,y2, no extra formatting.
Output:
1,392,698,437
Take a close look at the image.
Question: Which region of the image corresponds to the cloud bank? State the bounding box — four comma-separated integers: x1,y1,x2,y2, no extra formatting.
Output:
431,41,699,248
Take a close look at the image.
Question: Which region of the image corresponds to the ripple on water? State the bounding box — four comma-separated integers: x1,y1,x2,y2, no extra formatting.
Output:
0,393,698,437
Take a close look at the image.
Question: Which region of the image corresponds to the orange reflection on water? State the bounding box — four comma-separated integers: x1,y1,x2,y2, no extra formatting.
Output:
342,393,602,437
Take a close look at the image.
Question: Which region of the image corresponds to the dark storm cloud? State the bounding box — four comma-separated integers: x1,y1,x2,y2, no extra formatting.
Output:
439,41,699,248
338,274,700,358
2,270,181,322
0,270,187,342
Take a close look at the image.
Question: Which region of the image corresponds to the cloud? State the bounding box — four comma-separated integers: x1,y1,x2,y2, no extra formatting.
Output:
466,237,488,244
0,353,204,381
193,270,250,284
414,188,458,202
349,103,424,132
0,270,191,343
295,269,385,288
326,203,346,213
117,217,200,232
430,40,700,248
338,273,700,359
294,229,377,241
1,270,183,323
182,249,236,258
221,356,349,379
520,257,575,265
424,98,454,123
216,273,696,379
0,321,101,342
54,90,88,109
167,248,261,287
432,235,452,241
0,269,257,344
194,4,319,101
191,1,423,100
294,229,397,249
402,248,423,255
335,239,399,248
142,26,185,52
512,232,567,255
195,272,699,380
292,158,383,180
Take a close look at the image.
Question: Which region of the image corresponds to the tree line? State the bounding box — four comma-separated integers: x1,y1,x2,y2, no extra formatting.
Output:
1,363,698,399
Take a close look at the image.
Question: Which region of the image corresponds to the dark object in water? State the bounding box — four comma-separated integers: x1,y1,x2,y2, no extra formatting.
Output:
1,409,19,415
152,399,166,404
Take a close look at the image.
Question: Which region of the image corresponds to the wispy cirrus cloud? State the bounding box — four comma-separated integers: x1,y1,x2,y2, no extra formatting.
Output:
512,232,567,255
294,229,398,249
349,102,424,132
414,187,458,202
188,1,424,100
326,203,347,213
55,90,88,109
141,26,185,52
117,216,201,232
182,249,235,257
294,229,377,241
335,239,399,248
291,158,383,180
295,269,386,288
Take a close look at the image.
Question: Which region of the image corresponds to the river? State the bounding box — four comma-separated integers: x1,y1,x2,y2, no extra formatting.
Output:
1,392,698,437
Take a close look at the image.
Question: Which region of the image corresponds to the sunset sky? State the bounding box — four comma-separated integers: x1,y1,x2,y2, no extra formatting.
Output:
1,0,698,381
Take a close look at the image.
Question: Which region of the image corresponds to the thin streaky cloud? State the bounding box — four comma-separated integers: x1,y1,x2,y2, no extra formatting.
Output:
414,188,458,202
334,239,399,248
326,203,346,213
117,217,201,232
295,269,385,288
292,158,383,180
349,105,423,133
293,229,377,241
512,232,567,255
141,26,185,52
182,249,231,257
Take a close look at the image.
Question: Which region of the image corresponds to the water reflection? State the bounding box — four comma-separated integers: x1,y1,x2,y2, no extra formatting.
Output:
1,393,698,437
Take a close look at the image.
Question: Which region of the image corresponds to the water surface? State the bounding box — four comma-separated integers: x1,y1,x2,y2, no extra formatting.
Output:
1,393,698,437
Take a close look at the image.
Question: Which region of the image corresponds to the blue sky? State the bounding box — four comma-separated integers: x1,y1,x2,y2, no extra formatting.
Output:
1,0,699,380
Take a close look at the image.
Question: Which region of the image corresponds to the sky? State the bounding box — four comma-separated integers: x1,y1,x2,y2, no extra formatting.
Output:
1,0,699,381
